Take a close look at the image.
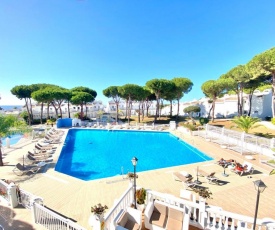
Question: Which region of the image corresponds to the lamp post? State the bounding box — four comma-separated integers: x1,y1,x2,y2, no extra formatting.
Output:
131,157,138,209
253,180,267,230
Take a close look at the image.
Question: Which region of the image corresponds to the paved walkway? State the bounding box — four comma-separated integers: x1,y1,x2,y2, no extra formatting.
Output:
0,128,275,229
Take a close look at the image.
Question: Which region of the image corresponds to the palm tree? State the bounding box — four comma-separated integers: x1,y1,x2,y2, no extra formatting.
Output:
231,116,261,133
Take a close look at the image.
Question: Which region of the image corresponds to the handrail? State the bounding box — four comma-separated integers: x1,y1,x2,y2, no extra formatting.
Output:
34,202,86,230
103,185,133,230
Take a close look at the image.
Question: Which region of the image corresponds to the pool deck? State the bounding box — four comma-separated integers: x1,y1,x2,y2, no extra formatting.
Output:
0,128,275,229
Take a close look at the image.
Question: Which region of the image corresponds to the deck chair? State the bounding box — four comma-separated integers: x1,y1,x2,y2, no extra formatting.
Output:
206,172,219,184
234,161,254,176
26,153,51,164
183,177,196,190
173,171,192,182
43,135,61,143
35,143,56,151
12,163,43,176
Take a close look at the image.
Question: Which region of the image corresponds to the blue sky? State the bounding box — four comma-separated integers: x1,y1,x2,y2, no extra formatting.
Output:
0,0,274,105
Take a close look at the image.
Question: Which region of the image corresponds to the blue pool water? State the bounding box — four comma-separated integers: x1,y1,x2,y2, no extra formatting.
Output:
1,134,23,147
55,129,213,181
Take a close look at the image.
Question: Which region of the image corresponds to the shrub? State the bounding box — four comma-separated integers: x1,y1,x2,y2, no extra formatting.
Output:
91,203,108,215
182,123,197,131
199,117,209,125
136,188,146,204
265,116,272,121
271,118,275,125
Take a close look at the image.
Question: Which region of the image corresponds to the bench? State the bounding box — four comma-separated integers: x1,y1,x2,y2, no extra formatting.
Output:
144,200,190,230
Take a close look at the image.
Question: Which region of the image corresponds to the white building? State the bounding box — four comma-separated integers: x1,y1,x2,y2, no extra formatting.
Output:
106,100,157,117
28,100,106,120
161,89,273,120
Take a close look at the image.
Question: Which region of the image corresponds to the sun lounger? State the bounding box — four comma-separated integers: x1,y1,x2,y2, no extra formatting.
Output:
26,154,48,164
183,177,196,190
206,172,219,184
12,163,44,176
35,143,57,151
173,171,192,182
28,151,52,158
233,161,254,176
27,152,52,161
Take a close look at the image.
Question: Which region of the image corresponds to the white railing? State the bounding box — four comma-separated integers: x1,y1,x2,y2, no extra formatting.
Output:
19,188,43,209
146,190,205,229
103,185,133,230
144,190,274,230
205,208,270,230
33,202,86,230
193,125,275,157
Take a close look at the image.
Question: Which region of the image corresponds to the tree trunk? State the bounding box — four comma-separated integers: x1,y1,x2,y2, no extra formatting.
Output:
51,103,59,119
80,104,84,120
272,72,275,118
115,102,119,122
177,98,180,120
169,100,172,118
58,102,63,119
138,103,141,123
47,103,50,119
237,91,240,116
248,94,253,116
24,98,31,125
211,100,216,122
125,99,128,120
67,101,71,118
85,105,88,118
40,103,44,124
208,104,213,119
154,95,159,123
29,98,34,124
0,140,3,166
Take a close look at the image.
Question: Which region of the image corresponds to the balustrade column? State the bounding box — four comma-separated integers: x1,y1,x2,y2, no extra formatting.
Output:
8,183,18,208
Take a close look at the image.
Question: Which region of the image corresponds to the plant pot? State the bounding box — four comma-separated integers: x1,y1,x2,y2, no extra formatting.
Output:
89,214,104,230
136,203,145,212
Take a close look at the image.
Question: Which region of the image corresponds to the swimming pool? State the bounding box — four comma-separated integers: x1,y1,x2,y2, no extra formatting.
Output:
1,134,23,147
55,129,213,181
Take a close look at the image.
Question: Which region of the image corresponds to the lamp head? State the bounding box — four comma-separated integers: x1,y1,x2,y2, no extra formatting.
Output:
131,157,138,166
253,180,267,193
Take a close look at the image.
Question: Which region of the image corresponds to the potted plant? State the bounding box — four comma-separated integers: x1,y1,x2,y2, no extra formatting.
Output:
89,203,108,230
127,172,138,180
0,188,7,197
91,203,108,219
136,188,146,211
193,187,212,202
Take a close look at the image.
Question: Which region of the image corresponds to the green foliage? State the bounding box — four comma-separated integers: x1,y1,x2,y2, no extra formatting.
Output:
32,118,47,125
267,159,275,164
20,111,29,122
0,115,31,166
271,118,275,125
136,188,146,205
231,116,261,133
257,84,272,92
199,117,209,125
183,105,200,114
181,123,197,131
46,118,56,125
193,187,212,199
91,203,108,215
265,116,272,121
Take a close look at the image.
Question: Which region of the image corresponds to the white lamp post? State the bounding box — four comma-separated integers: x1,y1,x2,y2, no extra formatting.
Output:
253,180,267,230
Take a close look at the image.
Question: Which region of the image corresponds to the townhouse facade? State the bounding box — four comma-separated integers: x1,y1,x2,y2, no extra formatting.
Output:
161,89,273,120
